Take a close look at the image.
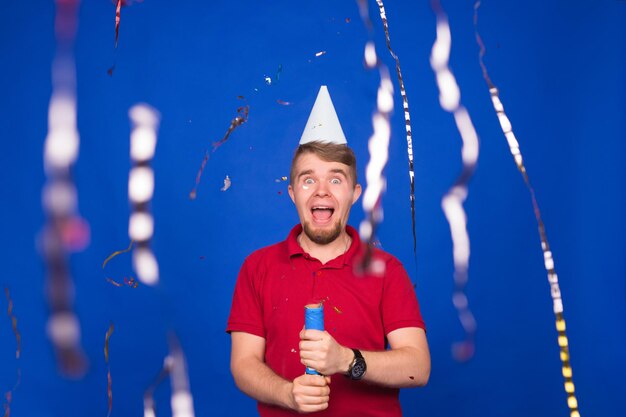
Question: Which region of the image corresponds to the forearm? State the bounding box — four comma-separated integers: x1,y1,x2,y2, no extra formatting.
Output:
300,327,430,389
359,346,430,388
231,355,294,410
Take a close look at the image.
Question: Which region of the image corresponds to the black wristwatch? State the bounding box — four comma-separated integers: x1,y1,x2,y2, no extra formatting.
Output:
346,348,367,380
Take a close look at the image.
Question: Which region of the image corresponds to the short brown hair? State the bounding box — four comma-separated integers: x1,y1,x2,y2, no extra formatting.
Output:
290,141,358,187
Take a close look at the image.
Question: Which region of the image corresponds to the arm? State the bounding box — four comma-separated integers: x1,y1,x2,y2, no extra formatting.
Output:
299,327,430,388
230,331,331,413
360,327,430,387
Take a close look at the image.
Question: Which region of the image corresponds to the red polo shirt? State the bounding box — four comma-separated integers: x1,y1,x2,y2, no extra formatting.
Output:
227,225,425,416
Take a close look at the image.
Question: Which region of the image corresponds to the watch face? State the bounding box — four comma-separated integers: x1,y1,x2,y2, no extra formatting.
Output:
352,360,366,379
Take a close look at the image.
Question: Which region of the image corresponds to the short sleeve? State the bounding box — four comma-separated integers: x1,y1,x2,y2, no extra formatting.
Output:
226,255,266,338
381,261,426,335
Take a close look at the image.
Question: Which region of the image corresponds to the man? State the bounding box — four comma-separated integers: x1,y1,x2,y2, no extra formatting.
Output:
227,86,430,416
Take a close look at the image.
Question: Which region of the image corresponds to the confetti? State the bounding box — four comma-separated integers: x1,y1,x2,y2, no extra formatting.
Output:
212,104,249,150
315,51,327,57
189,101,249,200
107,0,122,75
356,0,373,31
58,216,90,252
168,334,196,417
42,0,88,378
105,277,139,288
276,99,292,106
124,277,138,287
4,289,21,360
109,0,142,75
3,288,22,417
104,322,114,417
359,67,393,268
105,278,123,287
333,306,343,314
430,0,479,362
374,0,418,259
114,0,121,48
143,356,172,417
356,1,394,274
102,240,134,269
474,2,580,413
220,175,231,192
104,323,114,362
276,64,282,82
261,65,283,86
128,104,161,286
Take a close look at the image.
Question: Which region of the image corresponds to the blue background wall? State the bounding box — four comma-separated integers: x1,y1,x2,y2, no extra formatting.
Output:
0,1,624,416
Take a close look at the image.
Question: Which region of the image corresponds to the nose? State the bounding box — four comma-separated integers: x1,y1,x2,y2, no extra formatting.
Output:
314,181,330,197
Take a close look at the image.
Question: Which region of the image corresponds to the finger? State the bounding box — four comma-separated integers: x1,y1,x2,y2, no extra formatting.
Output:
300,374,329,387
297,385,330,398
301,334,330,348
299,339,318,352
298,393,330,405
296,398,329,413
300,343,327,358
302,329,325,340
293,384,330,407
299,383,330,394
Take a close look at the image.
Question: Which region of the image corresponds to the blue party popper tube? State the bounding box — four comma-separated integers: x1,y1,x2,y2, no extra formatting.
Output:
304,303,324,375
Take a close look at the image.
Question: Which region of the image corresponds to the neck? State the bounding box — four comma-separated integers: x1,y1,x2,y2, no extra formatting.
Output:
298,230,352,264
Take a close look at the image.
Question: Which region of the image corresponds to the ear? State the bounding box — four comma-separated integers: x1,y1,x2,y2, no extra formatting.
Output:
288,185,296,204
351,184,362,205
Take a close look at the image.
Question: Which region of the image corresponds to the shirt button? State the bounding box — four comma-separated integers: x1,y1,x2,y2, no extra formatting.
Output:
316,271,322,276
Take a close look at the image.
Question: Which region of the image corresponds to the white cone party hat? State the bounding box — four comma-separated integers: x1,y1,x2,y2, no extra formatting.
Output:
299,85,347,145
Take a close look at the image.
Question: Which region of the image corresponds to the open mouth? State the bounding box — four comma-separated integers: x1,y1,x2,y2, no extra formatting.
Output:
311,206,335,222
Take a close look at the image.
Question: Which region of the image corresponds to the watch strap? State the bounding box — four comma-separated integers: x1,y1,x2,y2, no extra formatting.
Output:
352,348,364,361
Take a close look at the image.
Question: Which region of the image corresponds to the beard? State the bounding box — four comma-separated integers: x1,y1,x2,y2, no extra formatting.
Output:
303,221,343,245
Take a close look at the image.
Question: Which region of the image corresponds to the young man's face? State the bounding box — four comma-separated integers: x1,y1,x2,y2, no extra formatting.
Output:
288,152,362,245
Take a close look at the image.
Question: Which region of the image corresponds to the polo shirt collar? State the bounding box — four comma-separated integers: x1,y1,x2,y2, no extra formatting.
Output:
286,224,362,266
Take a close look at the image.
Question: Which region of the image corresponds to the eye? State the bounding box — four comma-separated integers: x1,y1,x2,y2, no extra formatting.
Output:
330,178,341,185
304,178,315,184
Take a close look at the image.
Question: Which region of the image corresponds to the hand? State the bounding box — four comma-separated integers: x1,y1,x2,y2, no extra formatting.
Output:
289,374,331,413
299,329,352,376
